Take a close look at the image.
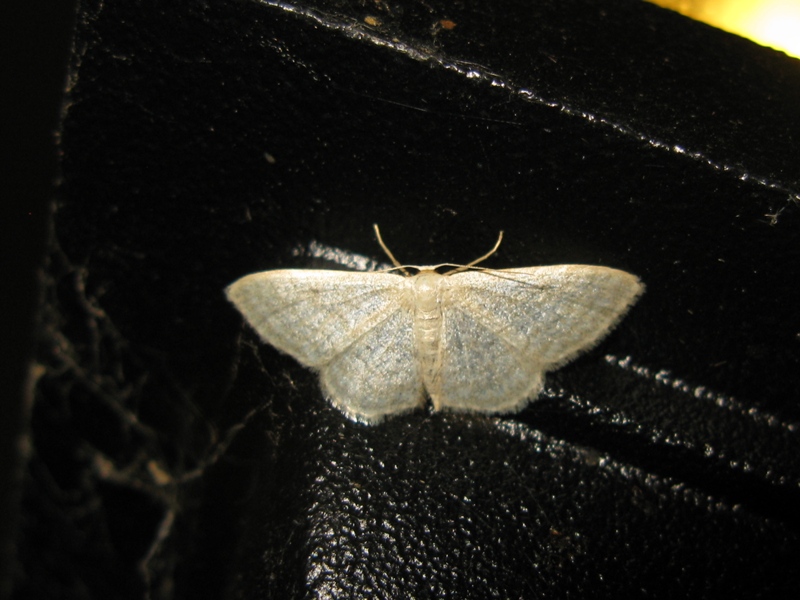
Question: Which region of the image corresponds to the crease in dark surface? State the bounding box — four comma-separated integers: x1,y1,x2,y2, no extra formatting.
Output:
257,0,800,208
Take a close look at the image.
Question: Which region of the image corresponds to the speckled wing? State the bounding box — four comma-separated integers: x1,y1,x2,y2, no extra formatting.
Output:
226,270,424,423
437,266,644,413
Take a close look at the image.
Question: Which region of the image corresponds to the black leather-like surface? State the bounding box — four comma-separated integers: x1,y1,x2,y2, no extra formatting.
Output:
23,0,800,598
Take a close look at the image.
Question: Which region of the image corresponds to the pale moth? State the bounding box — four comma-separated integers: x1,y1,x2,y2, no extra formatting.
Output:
226,226,644,424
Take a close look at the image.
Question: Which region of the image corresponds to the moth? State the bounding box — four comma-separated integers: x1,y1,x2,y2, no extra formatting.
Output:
226,226,644,424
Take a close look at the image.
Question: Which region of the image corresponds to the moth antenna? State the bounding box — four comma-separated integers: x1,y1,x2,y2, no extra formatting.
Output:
373,224,410,275
450,230,504,274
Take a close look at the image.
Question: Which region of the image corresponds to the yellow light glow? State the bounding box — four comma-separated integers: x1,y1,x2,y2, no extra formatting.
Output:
648,0,800,59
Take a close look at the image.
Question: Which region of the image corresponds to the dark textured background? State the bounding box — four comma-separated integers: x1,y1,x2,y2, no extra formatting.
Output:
10,0,800,598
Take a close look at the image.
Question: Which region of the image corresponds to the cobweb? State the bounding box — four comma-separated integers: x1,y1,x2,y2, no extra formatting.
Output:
19,241,261,600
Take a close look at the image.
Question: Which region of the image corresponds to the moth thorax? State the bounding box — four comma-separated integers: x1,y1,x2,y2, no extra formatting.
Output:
412,270,444,314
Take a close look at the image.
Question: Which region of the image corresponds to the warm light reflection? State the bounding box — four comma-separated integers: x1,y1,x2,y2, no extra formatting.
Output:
648,0,800,58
